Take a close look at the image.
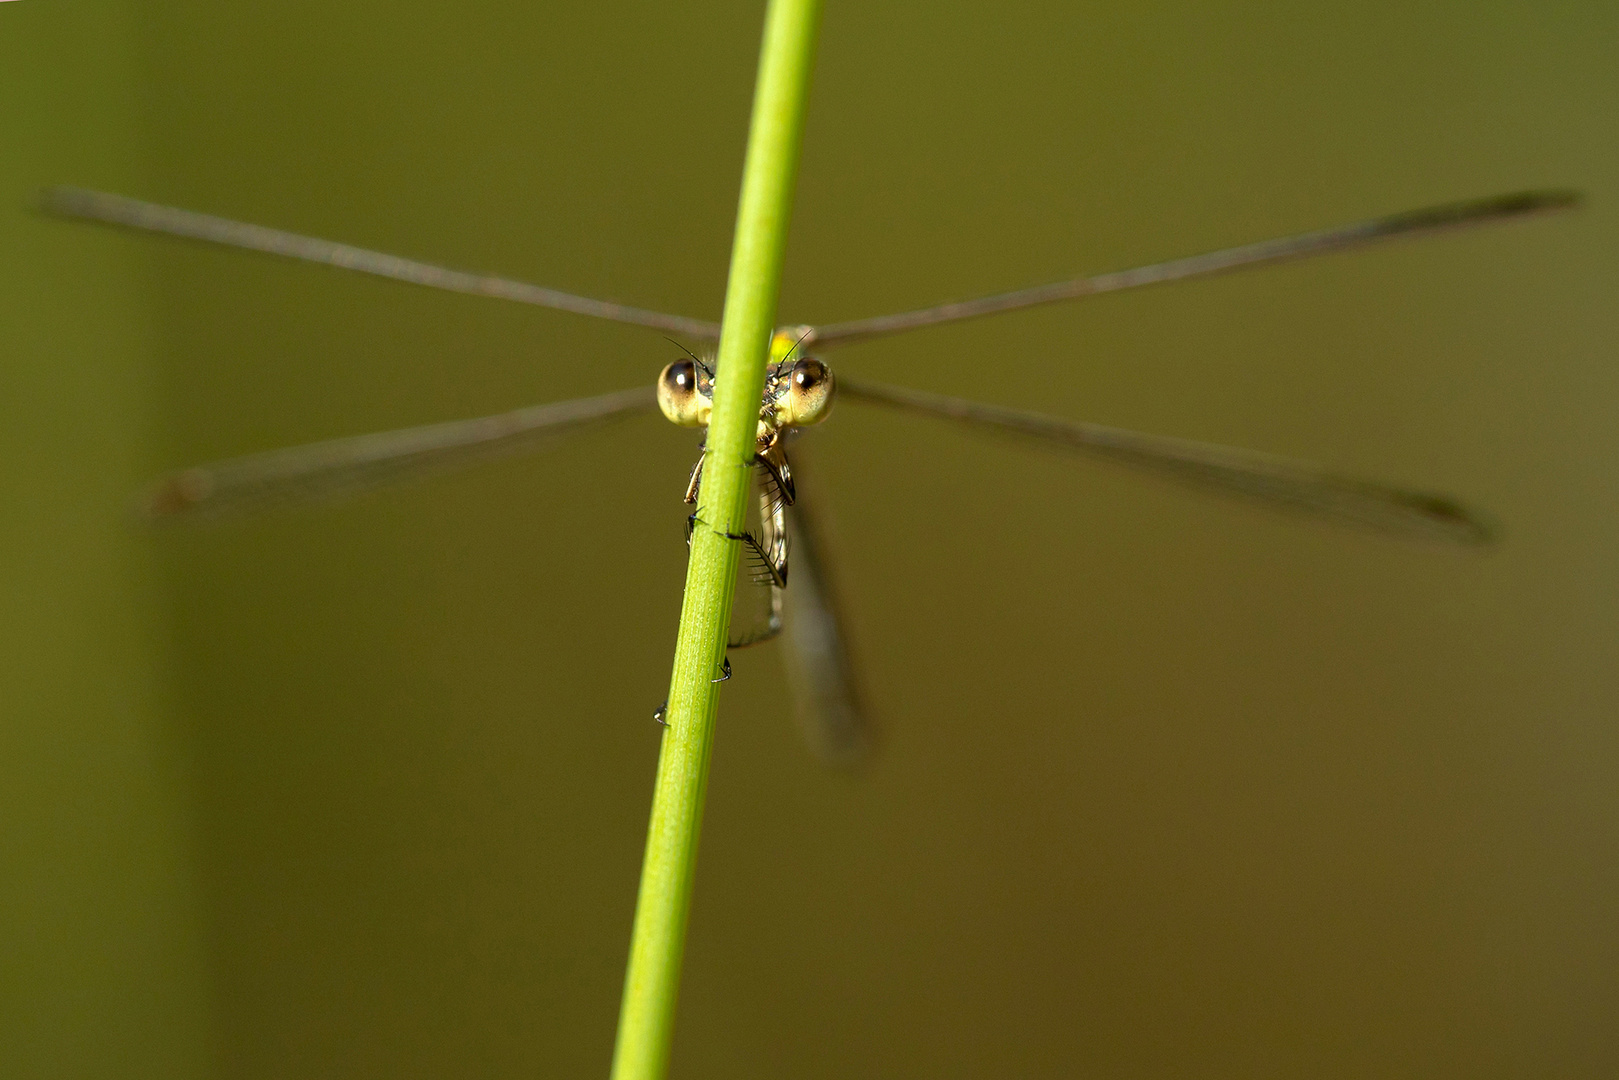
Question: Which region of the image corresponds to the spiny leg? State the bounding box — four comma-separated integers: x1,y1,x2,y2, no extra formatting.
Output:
721,461,790,649
683,449,706,506
754,438,796,507
651,656,729,731
721,524,785,649
722,460,790,589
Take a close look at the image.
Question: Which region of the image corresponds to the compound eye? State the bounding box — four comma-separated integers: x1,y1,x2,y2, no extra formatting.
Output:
657,360,707,427
792,357,826,390
785,357,834,426
665,358,697,391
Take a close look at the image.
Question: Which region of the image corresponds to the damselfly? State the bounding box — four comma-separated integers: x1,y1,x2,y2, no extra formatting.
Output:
42,185,1576,762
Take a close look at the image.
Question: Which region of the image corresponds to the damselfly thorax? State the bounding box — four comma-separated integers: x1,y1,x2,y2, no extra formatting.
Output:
41,185,1578,762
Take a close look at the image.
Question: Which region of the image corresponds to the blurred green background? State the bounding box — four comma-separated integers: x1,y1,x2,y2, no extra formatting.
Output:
4,1,1616,1076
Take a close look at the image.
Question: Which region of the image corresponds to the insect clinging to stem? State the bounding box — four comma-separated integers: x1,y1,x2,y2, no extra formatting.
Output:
40,184,1578,762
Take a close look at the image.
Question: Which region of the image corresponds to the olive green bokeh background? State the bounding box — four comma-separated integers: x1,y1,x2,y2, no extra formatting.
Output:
4,1,1616,1076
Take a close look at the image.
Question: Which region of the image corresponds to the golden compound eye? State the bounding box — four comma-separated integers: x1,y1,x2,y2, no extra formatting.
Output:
784,357,834,426
657,360,707,427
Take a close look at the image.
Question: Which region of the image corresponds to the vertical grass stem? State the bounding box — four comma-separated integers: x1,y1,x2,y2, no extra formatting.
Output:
609,2,822,1077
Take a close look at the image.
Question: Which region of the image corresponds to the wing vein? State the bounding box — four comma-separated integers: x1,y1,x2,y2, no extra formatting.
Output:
147,386,658,518
42,187,723,339
840,377,1493,544
808,191,1577,349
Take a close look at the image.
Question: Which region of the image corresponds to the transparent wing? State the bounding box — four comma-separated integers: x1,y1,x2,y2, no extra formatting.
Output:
41,187,723,340
807,191,1577,350
145,386,656,519
778,442,874,764
839,378,1493,544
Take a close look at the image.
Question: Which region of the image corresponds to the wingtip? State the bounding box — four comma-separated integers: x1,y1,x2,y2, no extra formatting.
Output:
1492,188,1583,217
140,468,214,521
33,185,91,218
804,715,880,771
1386,188,1584,237
1409,493,1499,547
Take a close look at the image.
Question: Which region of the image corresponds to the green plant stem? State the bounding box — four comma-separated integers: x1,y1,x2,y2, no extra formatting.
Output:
608,3,822,1078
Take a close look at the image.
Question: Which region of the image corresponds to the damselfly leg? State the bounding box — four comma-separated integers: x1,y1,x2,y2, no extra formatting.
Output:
717,447,792,649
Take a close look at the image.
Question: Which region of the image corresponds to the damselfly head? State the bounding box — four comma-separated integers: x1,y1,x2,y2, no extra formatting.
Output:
658,348,834,435
657,357,713,428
